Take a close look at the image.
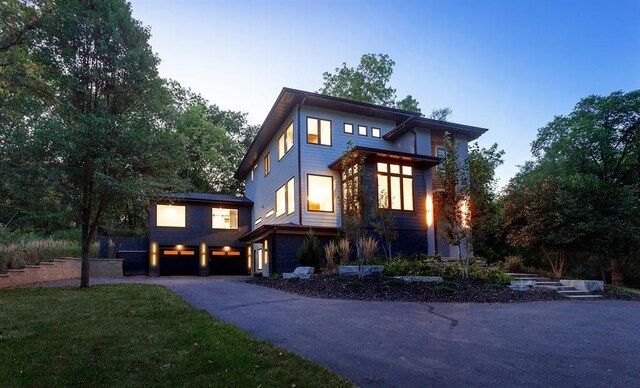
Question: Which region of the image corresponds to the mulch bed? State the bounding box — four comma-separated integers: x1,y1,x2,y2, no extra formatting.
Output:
247,275,568,303
602,288,640,301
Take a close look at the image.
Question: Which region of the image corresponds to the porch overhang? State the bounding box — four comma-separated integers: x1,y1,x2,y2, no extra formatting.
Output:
239,224,340,242
327,146,442,171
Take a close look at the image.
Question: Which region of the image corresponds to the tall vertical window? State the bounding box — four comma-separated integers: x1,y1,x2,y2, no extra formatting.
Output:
276,177,295,217
156,205,186,227
278,122,294,160
307,174,334,212
344,123,353,134
372,127,381,138
307,117,332,146
377,162,413,211
342,164,361,214
358,125,367,136
436,148,447,170
264,153,270,176
212,208,238,229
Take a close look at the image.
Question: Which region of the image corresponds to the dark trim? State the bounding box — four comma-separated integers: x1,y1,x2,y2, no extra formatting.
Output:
297,103,303,225
343,122,354,134
358,124,368,136
305,116,332,147
384,116,488,142
240,223,340,241
162,193,252,204
306,173,335,213
372,127,381,138
328,146,442,171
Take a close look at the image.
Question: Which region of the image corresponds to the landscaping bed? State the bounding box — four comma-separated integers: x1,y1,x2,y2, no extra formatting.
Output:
602,286,640,301
248,275,567,303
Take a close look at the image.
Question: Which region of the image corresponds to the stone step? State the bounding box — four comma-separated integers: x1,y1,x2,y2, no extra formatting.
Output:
562,294,603,300
557,290,592,296
506,273,538,277
514,278,554,283
555,286,576,291
535,281,561,285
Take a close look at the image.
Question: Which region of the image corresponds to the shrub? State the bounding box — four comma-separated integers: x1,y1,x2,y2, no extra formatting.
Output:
297,229,319,267
323,240,338,274
470,266,513,284
503,255,526,273
337,238,351,265
357,236,378,265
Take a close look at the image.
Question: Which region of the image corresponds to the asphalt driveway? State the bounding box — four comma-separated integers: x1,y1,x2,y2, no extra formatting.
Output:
52,277,640,387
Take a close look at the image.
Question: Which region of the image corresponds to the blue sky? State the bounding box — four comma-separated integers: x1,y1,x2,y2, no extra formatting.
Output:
130,0,640,188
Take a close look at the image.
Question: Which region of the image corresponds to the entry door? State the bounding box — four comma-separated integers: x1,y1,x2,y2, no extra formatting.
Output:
254,248,263,273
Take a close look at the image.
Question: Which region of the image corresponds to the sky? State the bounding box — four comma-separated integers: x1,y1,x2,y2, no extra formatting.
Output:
129,0,640,188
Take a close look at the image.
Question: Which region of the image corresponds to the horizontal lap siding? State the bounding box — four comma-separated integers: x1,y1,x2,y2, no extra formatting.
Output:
149,201,251,247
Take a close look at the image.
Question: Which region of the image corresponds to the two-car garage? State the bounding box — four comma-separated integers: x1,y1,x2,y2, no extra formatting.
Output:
158,245,247,276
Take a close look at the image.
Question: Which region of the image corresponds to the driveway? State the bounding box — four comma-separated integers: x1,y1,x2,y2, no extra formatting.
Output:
52,277,640,387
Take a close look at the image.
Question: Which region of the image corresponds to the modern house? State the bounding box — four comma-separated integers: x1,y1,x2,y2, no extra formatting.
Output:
147,88,488,276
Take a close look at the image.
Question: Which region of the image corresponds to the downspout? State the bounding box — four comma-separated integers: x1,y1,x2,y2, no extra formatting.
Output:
297,98,306,225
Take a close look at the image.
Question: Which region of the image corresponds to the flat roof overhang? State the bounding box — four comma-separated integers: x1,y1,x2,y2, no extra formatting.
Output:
239,224,340,242
327,146,442,171
384,116,489,142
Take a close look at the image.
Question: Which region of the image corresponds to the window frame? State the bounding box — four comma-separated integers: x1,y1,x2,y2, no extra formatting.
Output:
358,125,368,136
436,147,447,170
275,177,296,217
306,116,332,146
156,204,187,228
307,174,335,213
265,208,274,218
264,152,270,176
211,208,239,230
376,162,414,212
278,121,294,161
372,127,381,138
343,122,354,134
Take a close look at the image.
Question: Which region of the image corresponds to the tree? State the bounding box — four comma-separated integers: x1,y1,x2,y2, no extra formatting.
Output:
430,107,452,121
340,142,367,260
319,53,422,114
434,132,472,277
503,90,640,285
371,190,397,262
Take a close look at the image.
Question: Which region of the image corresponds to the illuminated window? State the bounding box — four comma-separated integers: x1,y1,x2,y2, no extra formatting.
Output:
251,164,256,181
342,164,361,214
255,217,262,225
377,162,413,211
307,117,331,146
436,148,446,170
212,208,238,229
265,208,274,218
275,177,295,217
372,127,381,138
307,174,334,212
358,125,367,136
278,122,294,160
156,205,186,227
344,123,353,134
264,153,270,176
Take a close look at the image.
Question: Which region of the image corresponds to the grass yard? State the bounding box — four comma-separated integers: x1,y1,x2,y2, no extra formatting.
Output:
0,284,351,387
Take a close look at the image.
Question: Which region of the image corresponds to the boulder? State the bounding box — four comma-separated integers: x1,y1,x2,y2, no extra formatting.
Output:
394,276,443,283
293,266,314,276
560,279,604,292
282,267,314,280
338,265,384,277
509,280,536,291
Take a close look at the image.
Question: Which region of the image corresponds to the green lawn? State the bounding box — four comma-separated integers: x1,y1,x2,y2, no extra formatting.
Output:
0,284,351,387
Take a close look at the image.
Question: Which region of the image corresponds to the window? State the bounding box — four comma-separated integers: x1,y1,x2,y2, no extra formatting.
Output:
372,127,381,138
307,117,331,146
265,208,274,218
212,208,238,229
264,153,270,176
307,174,334,212
255,217,262,225
344,123,353,134
436,148,447,170
251,164,256,181
156,205,186,227
358,125,367,136
377,162,413,211
275,177,295,217
278,122,294,160
342,164,361,214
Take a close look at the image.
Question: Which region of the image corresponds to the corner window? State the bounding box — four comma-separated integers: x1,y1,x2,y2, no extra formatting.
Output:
436,148,446,170
377,162,414,211
358,125,367,136
276,177,295,217
307,174,334,212
307,117,331,146
344,123,353,134
372,127,381,138
278,122,294,160
156,205,186,227
264,153,270,176
212,208,238,229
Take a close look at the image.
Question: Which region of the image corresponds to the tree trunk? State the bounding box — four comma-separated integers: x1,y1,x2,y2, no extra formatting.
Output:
611,258,624,286
80,204,91,288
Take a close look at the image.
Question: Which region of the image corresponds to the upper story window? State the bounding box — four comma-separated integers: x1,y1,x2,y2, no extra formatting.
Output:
436,148,447,170
276,177,295,217
251,164,256,181
307,117,331,146
341,164,361,214
358,125,367,136
156,204,186,227
377,162,414,211
265,208,274,218
264,153,271,176
344,123,353,134
307,174,334,212
278,122,294,160
372,127,381,138
212,208,238,229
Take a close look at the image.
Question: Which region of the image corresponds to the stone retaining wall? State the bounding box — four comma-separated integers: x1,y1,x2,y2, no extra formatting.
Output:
0,258,123,289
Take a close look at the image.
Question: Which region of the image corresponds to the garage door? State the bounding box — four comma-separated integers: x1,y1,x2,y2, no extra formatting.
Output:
159,247,198,276
210,249,247,275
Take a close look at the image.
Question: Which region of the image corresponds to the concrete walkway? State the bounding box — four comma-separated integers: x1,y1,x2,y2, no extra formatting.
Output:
47,277,640,387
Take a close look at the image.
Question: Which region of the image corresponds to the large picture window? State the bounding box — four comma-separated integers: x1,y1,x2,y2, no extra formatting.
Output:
377,162,414,211
278,122,294,160
156,205,186,227
212,208,238,229
276,177,295,217
307,174,334,212
307,117,331,146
